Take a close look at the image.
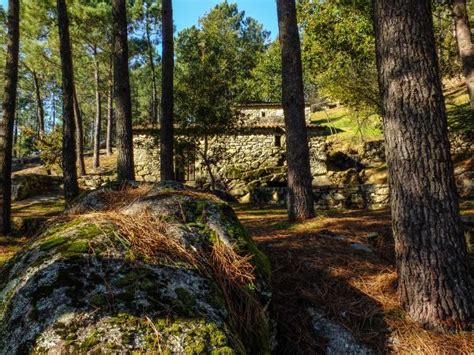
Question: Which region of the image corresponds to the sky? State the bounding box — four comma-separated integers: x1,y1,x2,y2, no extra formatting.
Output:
174,0,278,37
0,0,279,39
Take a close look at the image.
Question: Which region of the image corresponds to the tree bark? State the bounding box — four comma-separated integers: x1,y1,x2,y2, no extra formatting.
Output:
57,0,79,205
112,0,135,181
93,46,101,169
32,70,45,136
452,0,474,112
145,2,158,124
276,0,314,222
160,0,175,181
374,0,473,331
13,120,18,158
106,81,114,156
0,0,20,234
73,87,86,176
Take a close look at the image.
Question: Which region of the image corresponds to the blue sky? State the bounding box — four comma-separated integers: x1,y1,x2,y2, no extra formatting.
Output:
174,0,278,37
1,0,279,38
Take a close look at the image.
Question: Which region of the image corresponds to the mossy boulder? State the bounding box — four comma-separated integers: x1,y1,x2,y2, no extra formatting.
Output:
0,183,272,354
11,174,62,201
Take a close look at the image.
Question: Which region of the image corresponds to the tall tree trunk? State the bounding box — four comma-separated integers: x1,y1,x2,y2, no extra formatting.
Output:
93,47,102,169
0,0,20,234
453,0,474,112
374,0,473,331
160,0,175,181
13,120,18,158
73,88,86,176
32,70,45,136
112,0,135,181
57,0,79,204
276,0,314,222
106,81,114,156
145,2,158,124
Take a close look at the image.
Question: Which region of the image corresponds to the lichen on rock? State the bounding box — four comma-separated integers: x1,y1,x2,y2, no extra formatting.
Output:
0,183,272,354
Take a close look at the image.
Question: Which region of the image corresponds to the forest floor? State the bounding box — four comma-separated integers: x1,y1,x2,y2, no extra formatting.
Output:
236,206,474,354
1,195,472,353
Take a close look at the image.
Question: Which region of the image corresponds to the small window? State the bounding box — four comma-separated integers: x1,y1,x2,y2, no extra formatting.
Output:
261,111,266,118
275,135,282,147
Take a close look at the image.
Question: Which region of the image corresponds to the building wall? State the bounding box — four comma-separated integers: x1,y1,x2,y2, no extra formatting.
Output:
133,130,328,190
133,127,473,210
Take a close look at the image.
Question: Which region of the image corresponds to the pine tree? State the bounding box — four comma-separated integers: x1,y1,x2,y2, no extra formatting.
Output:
276,0,314,221
374,0,473,331
57,0,80,204
0,0,20,234
160,0,175,181
452,0,474,112
112,0,135,181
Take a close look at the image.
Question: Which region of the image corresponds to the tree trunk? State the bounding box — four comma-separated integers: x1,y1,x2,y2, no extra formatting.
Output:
32,70,45,136
93,47,101,169
0,0,20,234
160,0,175,181
112,0,135,181
453,0,474,112
145,2,158,124
57,0,79,205
106,81,114,156
73,88,86,176
374,0,473,331
276,0,314,222
13,120,18,158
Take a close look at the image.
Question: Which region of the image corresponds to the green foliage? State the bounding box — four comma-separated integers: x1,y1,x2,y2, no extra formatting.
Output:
175,2,268,186
176,1,268,130
246,40,282,102
298,0,379,112
23,126,63,174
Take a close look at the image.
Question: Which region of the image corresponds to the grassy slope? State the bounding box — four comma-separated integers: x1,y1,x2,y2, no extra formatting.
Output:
312,84,472,152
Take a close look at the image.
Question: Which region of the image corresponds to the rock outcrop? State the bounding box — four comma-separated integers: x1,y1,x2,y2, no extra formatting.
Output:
0,183,271,354
11,174,62,201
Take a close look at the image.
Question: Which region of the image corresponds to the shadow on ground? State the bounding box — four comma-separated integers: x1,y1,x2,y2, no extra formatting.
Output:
237,207,394,353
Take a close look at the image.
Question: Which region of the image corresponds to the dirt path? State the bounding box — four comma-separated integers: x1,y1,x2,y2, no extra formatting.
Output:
236,207,474,354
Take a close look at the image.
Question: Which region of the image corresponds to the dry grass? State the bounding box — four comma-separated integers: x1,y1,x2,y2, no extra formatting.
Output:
237,207,474,354
62,187,267,350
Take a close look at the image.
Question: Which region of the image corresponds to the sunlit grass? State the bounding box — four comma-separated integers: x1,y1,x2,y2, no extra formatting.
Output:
310,86,472,153
311,106,383,152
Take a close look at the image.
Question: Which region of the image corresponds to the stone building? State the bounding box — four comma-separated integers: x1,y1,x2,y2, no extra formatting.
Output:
134,102,330,191
133,104,473,210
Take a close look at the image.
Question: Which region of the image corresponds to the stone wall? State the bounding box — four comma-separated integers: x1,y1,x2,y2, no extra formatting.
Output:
134,133,161,182
133,128,473,210
197,133,286,195
133,129,329,196
250,184,390,210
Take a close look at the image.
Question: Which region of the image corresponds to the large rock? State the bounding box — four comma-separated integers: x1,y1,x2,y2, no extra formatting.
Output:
0,183,272,354
11,174,62,201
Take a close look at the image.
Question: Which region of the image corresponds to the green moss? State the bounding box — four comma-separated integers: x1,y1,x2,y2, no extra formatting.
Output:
175,287,197,309
80,332,100,350
42,218,84,238
75,223,103,239
103,314,233,353
89,293,107,307
39,236,68,251
65,240,89,254
210,347,235,354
